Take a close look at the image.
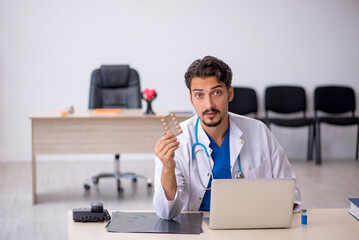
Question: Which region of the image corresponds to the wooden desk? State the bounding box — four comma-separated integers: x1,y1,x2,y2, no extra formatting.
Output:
30,109,191,204
67,208,359,240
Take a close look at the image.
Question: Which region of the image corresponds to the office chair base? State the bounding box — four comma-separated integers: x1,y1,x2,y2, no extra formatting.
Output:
83,154,152,192
84,171,152,192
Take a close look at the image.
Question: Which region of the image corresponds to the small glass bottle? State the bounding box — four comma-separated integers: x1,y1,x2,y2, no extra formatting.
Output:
301,209,307,225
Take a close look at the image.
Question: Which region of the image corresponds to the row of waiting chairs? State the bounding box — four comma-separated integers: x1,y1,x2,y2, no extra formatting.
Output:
229,86,359,165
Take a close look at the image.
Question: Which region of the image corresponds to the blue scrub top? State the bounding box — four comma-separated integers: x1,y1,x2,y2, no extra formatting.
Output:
199,128,232,211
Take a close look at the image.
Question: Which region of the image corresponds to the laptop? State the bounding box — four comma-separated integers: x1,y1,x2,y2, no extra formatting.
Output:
207,178,295,229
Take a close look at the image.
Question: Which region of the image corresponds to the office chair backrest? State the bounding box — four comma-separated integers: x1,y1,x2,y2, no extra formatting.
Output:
314,86,356,114
229,87,258,116
89,65,142,109
265,86,307,114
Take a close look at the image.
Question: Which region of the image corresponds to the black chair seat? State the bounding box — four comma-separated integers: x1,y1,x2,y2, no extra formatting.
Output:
318,117,359,126
269,118,314,128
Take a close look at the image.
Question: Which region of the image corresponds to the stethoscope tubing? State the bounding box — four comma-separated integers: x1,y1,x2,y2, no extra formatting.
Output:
191,117,242,190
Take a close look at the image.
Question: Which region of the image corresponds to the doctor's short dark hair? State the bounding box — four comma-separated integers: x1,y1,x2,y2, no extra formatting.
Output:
184,56,233,91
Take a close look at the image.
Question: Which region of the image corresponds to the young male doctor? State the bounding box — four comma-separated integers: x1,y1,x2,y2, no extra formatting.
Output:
153,56,301,220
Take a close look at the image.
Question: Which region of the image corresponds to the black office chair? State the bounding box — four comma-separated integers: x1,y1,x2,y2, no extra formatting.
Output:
84,65,152,192
229,87,258,118
314,85,359,165
265,86,315,160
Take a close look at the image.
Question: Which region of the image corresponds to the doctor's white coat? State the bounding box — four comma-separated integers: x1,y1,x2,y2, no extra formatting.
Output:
153,113,301,220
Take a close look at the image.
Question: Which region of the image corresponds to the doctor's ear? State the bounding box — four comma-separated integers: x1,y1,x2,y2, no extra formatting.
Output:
228,86,234,102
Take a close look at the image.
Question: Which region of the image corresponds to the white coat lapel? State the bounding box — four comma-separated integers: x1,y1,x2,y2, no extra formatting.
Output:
229,114,244,170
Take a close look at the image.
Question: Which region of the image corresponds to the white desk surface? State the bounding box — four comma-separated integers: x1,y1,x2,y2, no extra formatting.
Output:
68,208,359,240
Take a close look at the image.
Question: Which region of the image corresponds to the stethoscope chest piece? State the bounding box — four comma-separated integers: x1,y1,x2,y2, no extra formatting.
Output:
234,172,244,179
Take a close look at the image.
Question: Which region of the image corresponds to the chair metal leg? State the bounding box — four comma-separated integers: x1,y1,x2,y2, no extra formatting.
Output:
114,154,152,187
114,154,123,192
356,125,359,160
307,124,314,161
315,122,322,165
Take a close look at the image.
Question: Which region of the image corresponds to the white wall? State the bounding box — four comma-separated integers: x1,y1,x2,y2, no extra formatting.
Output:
1,0,359,162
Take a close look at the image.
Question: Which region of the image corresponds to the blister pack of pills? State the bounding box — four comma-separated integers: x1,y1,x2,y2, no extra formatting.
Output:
160,113,183,137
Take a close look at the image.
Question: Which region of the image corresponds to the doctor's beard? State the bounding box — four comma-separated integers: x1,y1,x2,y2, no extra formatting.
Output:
201,108,222,127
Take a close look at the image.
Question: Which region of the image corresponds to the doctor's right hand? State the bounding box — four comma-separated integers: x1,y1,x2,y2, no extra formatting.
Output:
154,132,180,171
154,132,179,201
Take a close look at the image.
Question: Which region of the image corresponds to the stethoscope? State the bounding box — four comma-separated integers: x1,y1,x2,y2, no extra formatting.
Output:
191,117,243,190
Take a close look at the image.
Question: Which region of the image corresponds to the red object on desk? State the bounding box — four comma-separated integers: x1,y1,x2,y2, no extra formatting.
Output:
143,89,156,101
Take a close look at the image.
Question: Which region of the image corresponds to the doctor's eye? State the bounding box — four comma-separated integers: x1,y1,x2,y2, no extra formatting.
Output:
194,93,203,99
213,90,221,96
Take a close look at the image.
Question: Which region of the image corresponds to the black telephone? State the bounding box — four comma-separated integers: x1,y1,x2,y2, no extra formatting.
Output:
73,202,111,222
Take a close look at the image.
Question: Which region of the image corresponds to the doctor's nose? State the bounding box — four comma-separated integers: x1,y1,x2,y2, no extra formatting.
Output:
203,96,215,109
